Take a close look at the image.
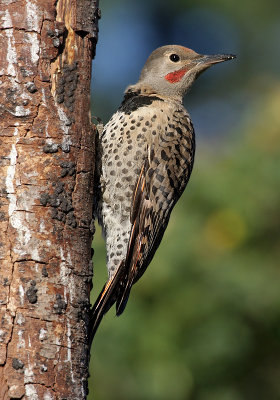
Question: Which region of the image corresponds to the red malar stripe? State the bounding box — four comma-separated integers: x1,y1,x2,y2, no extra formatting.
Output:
165,68,187,83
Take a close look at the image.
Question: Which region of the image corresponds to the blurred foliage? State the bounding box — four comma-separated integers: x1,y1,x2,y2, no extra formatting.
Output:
88,0,280,399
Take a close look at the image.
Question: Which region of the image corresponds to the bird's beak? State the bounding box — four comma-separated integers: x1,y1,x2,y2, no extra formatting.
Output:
196,53,236,67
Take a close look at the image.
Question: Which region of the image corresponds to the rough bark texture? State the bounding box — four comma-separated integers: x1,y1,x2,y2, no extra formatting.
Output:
0,0,99,398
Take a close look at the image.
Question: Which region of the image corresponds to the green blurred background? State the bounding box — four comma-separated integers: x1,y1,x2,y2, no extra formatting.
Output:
89,0,280,399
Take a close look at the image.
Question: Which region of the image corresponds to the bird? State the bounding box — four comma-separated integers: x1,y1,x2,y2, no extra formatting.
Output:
90,45,235,343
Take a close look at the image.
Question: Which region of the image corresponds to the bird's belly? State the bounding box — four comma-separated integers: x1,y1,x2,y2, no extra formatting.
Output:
99,124,146,277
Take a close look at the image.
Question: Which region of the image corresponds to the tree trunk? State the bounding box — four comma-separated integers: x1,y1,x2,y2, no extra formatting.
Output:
0,0,99,398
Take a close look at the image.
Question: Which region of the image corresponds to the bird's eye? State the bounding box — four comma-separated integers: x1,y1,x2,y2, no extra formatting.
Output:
169,53,180,62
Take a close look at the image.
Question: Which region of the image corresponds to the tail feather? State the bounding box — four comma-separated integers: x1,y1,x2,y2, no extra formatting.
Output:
116,226,143,316
116,286,132,316
89,261,124,345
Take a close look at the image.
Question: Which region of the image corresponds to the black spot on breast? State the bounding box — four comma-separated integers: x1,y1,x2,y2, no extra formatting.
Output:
150,148,155,160
161,150,169,161
119,91,164,115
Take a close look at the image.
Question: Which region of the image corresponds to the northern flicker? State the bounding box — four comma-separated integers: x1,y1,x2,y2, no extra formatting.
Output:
90,45,235,342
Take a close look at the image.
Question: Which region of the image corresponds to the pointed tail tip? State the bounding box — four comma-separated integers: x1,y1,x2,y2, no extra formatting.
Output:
88,281,113,346
116,303,125,317
115,286,132,316
115,298,127,316
88,261,126,345
88,299,105,346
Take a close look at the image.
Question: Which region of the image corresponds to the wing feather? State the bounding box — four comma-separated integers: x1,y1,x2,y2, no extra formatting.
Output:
116,148,176,315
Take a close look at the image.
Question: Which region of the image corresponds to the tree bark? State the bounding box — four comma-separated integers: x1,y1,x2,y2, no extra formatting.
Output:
0,0,99,398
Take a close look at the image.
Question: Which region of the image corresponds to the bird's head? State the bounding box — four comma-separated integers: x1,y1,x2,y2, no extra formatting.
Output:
138,45,236,100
